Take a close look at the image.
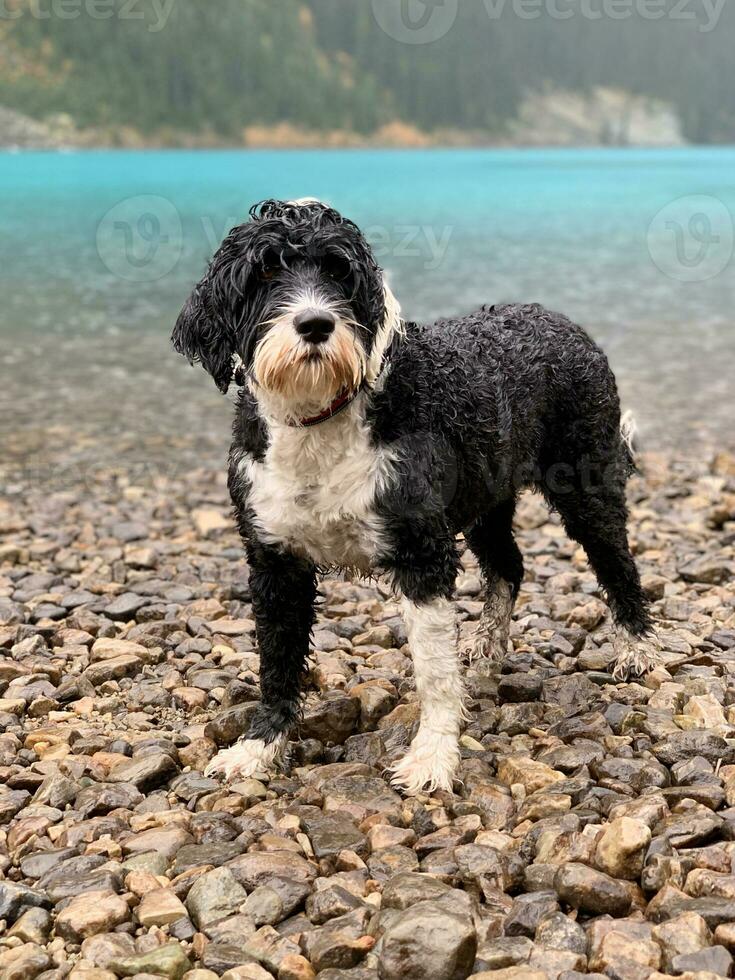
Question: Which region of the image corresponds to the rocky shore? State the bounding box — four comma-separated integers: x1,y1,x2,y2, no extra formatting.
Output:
0,87,686,151
1,449,734,980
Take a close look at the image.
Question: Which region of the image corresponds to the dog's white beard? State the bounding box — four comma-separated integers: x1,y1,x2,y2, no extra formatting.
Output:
252,318,366,418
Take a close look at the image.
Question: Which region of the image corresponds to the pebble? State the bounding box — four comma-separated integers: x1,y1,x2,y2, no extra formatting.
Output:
136,887,188,926
378,898,477,979
554,863,632,917
0,451,733,976
185,867,249,929
109,943,191,979
54,890,130,941
594,816,651,879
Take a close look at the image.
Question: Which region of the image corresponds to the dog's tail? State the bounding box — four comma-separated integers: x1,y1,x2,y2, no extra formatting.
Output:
620,409,639,474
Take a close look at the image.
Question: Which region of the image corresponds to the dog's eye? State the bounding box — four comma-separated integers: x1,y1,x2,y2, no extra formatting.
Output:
323,254,351,281
258,251,281,281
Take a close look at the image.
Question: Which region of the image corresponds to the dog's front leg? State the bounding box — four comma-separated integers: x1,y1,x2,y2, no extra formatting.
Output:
383,531,466,795
206,543,316,782
391,596,467,794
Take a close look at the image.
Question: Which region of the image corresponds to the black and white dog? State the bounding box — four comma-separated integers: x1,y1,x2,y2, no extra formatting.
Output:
173,198,659,794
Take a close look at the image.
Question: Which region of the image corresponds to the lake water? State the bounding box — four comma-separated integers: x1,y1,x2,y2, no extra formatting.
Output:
1,147,734,492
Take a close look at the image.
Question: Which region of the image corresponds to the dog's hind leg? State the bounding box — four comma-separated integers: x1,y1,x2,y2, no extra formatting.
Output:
461,499,523,664
544,478,660,679
205,543,316,781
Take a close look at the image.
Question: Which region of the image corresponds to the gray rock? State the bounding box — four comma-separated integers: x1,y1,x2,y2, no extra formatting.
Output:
653,731,734,766
679,556,732,584
554,863,632,917
367,846,419,881
590,756,670,792
109,942,191,979
243,924,303,972
541,673,601,710
206,912,258,944
107,752,178,790
75,782,144,817
319,971,380,980
378,899,477,980
32,772,77,808
301,692,360,744
242,885,284,926
381,873,452,910
201,944,259,974
497,701,545,735
79,932,136,969
318,772,402,817
104,592,150,620
497,674,543,703
186,866,249,930
0,882,50,923
307,885,366,925
503,891,559,938
19,848,80,880
308,932,374,973
476,936,533,971
205,703,259,746
83,654,142,685
299,810,367,859
0,789,32,822
535,911,587,954
670,944,733,975
172,841,246,875
227,851,317,892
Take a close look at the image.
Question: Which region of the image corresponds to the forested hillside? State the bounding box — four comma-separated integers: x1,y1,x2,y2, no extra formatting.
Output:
0,0,733,143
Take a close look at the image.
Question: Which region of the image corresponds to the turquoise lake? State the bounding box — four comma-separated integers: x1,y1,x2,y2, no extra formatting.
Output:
1,147,734,486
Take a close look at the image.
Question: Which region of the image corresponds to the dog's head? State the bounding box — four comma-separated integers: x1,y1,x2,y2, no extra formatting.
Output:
173,199,400,416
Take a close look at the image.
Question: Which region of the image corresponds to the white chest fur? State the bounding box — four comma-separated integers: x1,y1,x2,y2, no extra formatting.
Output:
238,404,395,571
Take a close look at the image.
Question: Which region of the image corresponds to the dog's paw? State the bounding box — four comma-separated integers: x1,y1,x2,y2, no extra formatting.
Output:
204,734,287,782
389,733,460,795
459,626,506,665
612,631,664,681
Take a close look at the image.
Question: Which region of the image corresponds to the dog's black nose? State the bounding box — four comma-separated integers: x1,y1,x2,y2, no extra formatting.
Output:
294,309,336,344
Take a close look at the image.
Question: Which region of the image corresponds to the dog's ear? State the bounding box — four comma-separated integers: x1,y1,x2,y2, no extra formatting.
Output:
172,276,235,394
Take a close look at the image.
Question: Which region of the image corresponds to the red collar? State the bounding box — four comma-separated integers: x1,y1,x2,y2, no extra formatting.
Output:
290,387,361,427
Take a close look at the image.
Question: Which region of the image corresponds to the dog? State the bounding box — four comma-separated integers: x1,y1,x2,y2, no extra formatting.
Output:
172,198,660,794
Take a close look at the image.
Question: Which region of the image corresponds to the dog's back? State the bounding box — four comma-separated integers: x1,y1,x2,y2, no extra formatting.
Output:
369,302,627,516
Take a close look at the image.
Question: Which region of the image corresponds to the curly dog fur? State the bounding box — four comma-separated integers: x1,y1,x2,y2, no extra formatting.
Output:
173,198,656,793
